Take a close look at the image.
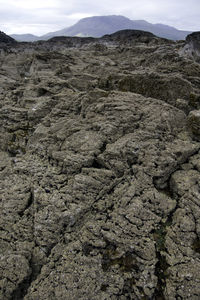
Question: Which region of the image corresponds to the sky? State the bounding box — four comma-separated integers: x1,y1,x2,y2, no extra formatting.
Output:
0,0,199,36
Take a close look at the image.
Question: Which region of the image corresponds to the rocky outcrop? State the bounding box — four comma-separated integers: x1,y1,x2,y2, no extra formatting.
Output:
0,31,16,44
102,29,156,44
186,31,200,50
188,110,200,136
0,30,200,300
181,31,200,62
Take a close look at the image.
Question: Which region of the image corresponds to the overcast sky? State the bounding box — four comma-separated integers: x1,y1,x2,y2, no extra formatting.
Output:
0,0,199,36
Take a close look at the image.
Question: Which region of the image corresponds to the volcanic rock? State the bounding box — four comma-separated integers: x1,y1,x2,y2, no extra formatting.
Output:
0,31,16,44
0,30,200,300
188,110,200,136
181,31,200,62
186,31,200,50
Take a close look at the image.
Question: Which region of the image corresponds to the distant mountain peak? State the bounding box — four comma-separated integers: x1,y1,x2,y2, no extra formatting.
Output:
11,15,192,42
41,15,191,41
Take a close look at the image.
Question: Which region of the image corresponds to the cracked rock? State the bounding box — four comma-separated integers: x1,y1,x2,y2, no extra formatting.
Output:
0,30,200,299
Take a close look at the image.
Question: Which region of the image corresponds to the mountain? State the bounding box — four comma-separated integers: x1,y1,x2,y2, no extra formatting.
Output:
0,30,16,44
10,15,192,42
11,33,39,42
41,15,191,41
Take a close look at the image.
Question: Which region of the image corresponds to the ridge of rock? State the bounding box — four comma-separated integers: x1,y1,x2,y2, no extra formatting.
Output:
0,31,16,44
181,31,200,62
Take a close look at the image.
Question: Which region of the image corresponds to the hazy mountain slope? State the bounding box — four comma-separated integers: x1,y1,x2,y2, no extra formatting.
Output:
42,15,135,39
10,15,192,42
10,33,39,42
42,15,192,40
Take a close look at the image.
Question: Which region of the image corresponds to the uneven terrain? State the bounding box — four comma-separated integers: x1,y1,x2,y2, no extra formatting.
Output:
0,30,200,299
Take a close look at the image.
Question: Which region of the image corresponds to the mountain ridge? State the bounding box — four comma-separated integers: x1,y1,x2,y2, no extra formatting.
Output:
10,15,192,41
0,30,16,43
10,33,39,42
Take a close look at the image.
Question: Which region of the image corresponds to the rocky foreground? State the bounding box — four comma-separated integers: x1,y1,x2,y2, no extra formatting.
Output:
0,30,200,299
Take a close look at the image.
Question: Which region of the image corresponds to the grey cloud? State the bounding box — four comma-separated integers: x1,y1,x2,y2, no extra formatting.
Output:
0,0,199,35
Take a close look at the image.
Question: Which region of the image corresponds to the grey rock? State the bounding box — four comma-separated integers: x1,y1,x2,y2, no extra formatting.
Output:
181,31,200,62
188,110,200,136
0,32,200,300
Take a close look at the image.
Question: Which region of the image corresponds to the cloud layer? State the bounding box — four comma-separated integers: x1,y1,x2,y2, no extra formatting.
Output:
0,0,199,35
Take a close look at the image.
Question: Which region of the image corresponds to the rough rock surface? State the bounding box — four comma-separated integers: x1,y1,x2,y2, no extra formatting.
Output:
186,32,200,52
181,31,200,62
0,30,200,299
